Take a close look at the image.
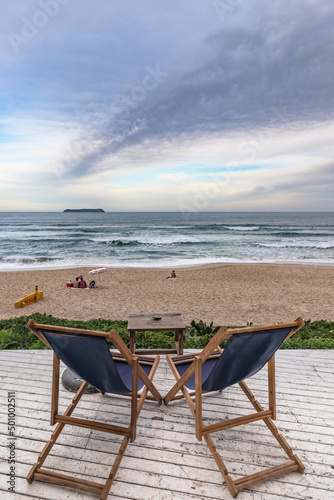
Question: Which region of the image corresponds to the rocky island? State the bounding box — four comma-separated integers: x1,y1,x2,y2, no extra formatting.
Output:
63,208,105,213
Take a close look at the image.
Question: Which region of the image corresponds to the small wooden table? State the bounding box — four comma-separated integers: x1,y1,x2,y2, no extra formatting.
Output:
128,313,186,355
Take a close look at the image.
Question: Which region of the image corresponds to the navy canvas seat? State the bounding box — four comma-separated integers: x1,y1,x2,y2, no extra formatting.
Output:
40,329,155,393
110,352,155,392
164,319,305,498
26,320,162,500
171,326,291,393
171,350,221,390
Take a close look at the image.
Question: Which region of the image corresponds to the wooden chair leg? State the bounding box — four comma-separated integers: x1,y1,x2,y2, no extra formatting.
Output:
99,436,130,500
204,434,238,498
30,434,131,499
203,413,304,497
28,357,160,498
27,388,134,498
27,379,89,483
199,381,305,497
130,358,138,442
239,380,304,473
138,356,162,404
268,355,276,419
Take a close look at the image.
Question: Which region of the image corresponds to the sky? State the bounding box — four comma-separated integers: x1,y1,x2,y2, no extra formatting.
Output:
1,0,334,212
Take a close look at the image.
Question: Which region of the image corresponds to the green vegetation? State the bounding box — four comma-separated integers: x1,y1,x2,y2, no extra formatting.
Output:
189,320,220,337
0,314,129,350
283,319,334,349
0,314,333,350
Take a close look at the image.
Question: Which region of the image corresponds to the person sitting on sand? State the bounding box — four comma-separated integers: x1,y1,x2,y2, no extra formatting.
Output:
89,280,96,288
167,270,177,279
73,277,80,288
79,278,87,288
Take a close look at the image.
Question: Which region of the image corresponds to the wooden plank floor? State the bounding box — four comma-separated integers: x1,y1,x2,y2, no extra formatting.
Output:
0,349,334,499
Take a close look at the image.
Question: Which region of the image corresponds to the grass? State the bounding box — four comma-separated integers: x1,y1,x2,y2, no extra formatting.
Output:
0,314,334,350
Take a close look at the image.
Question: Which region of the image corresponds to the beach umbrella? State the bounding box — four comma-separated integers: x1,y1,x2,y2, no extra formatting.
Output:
88,267,108,287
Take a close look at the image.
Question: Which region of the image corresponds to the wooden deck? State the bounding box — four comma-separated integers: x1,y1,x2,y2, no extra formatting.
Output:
0,349,333,499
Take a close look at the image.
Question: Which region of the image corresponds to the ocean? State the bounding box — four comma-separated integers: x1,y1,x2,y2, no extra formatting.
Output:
0,212,333,270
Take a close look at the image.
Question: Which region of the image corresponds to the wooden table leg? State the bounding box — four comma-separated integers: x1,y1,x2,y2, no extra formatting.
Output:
179,329,184,355
174,329,179,354
129,330,136,354
175,329,184,355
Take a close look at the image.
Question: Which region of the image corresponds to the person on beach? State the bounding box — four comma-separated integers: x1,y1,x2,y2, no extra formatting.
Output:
79,278,87,288
167,270,177,279
89,280,96,288
73,277,80,288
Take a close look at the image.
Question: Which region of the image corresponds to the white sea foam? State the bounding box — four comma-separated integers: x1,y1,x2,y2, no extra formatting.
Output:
224,226,260,231
260,240,334,249
2,255,334,272
91,234,201,245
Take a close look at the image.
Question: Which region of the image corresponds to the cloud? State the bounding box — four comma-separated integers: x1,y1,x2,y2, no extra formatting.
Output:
52,0,334,178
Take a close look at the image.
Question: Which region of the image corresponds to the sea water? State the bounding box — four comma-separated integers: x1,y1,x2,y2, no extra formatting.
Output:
0,212,333,270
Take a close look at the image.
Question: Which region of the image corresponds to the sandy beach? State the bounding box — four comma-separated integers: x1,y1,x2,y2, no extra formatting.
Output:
1,263,333,325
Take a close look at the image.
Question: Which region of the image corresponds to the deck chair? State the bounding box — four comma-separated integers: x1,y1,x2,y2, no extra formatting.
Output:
26,319,162,499
164,318,305,497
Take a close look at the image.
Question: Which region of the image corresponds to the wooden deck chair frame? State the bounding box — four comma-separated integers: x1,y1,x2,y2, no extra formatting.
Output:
26,319,162,500
164,318,305,498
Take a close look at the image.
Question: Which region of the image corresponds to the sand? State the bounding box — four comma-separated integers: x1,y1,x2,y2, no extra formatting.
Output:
0,264,334,325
